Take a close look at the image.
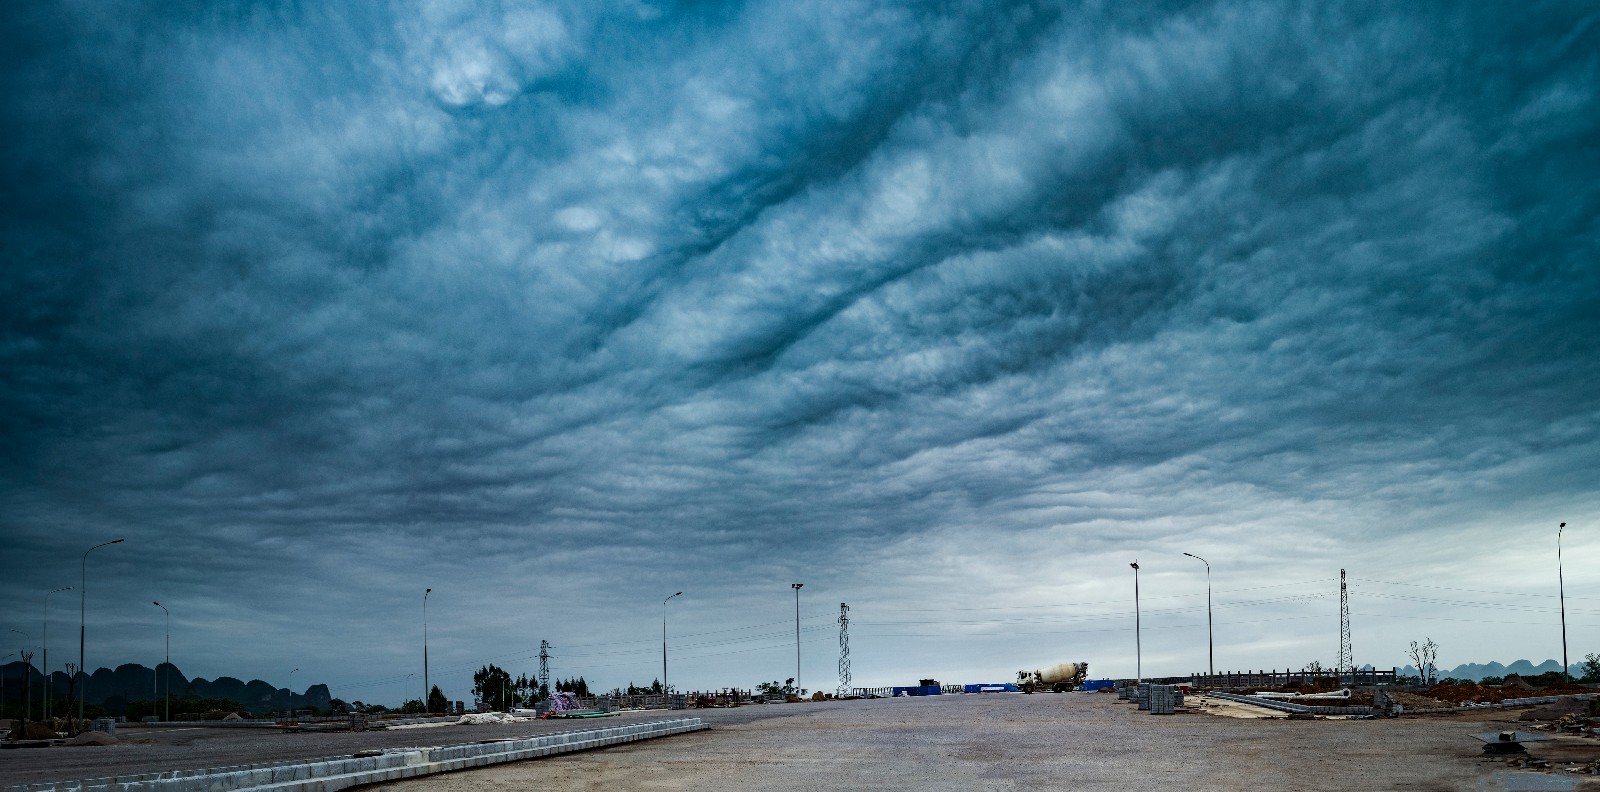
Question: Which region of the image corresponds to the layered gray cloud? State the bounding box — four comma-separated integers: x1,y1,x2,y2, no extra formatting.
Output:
2,1,1598,702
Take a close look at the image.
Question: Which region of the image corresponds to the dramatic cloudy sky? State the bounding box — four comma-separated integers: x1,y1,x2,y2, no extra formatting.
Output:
3,1,1598,704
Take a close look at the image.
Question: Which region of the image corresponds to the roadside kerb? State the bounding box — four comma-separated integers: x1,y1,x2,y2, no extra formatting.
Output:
4,718,706,792
129,716,460,730
1205,692,1372,716
1398,693,1595,715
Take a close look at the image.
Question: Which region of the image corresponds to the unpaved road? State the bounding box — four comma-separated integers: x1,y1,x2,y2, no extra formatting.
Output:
372,694,1598,792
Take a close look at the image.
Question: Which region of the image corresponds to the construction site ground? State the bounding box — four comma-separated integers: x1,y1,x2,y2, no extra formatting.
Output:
3,694,1596,791
375,693,1599,792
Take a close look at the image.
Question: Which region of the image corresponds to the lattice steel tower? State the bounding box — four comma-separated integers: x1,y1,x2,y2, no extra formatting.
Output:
1338,569,1352,680
837,602,851,696
538,640,551,698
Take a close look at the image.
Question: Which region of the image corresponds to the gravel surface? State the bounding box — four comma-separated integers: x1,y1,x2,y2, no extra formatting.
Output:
0,709,794,787
4,695,1592,791
372,694,1587,792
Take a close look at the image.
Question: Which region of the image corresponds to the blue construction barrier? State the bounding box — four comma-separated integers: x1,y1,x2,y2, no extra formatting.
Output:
962,683,1021,693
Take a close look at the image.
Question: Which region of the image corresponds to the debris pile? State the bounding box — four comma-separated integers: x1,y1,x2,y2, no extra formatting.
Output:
456,712,520,725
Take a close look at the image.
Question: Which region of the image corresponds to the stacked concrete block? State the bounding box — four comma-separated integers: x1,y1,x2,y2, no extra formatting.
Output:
1136,683,1152,711
1150,685,1175,714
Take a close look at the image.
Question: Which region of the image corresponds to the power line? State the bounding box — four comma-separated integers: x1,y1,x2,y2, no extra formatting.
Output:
1352,577,1600,602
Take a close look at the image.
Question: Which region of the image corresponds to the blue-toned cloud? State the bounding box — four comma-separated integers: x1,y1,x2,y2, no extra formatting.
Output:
2,1,1598,700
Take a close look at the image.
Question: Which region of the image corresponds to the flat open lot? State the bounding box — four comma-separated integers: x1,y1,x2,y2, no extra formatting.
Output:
5,695,1597,791
0,709,799,787
372,694,1597,792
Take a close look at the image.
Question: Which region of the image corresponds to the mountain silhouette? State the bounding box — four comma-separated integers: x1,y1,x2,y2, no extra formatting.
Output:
1397,658,1582,681
0,660,331,714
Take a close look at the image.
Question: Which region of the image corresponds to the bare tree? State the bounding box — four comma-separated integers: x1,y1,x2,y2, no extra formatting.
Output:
1407,638,1439,686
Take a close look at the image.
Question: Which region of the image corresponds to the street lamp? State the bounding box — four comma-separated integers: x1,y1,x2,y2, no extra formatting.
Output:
43,586,70,721
662,592,682,698
11,630,32,720
1559,522,1569,683
1182,553,1213,676
287,668,299,718
791,583,804,693
79,537,124,722
152,602,169,721
423,588,432,713
1130,562,1141,682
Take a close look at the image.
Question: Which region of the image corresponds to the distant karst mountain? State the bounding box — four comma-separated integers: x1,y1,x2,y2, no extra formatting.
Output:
1397,658,1583,681
0,660,331,714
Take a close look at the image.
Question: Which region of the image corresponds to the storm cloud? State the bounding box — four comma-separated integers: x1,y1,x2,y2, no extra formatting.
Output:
3,1,1598,701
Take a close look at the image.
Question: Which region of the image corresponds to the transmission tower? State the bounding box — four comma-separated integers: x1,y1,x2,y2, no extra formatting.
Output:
538,640,551,698
837,602,851,696
1338,569,1352,681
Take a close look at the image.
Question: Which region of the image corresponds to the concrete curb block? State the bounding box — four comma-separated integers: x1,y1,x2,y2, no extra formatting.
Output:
1206,692,1372,716
1402,693,1595,715
131,717,460,729
5,718,706,792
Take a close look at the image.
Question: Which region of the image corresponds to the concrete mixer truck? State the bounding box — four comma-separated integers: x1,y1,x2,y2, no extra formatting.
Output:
1017,662,1089,693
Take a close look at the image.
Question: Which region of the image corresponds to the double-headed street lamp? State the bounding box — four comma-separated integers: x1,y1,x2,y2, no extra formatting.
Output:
79,538,124,722
43,586,71,721
662,592,682,696
152,602,170,721
1130,562,1141,682
791,583,804,692
1182,553,1213,676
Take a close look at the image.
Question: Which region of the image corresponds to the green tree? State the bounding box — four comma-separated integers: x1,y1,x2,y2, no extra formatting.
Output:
1578,654,1600,683
756,679,800,696
555,676,591,697
426,685,449,714
398,698,424,714
473,664,513,711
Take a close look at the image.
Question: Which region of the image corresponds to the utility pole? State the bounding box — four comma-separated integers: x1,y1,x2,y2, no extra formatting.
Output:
538,640,551,699
1338,569,1352,682
12,631,33,721
1,653,12,721
423,588,432,713
152,602,169,721
1558,523,1569,682
791,583,804,692
837,603,850,697
19,649,35,722
43,586,70,722
1130,562,1141,682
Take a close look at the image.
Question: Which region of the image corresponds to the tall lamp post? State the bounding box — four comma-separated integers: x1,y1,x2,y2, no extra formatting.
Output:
1130,562,1142,682
10,630,31,720
791,583,804,692
1558,522,1569,683
662,592,682,696
43,586,71,722
423,588,432,712
78,538,124,722
1182,553,1213,676
287,668,299,718
152,602,169,721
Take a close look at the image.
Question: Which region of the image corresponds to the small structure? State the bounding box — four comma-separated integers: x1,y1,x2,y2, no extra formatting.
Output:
1473,730,1552,755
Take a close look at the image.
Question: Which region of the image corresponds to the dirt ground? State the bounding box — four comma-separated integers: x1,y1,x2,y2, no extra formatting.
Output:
370,693,1600,792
